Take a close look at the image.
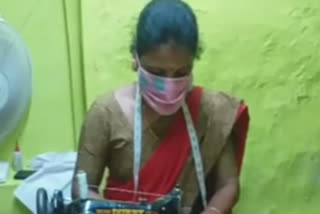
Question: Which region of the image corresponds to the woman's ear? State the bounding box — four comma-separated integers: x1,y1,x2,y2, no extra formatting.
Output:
131,58,138,71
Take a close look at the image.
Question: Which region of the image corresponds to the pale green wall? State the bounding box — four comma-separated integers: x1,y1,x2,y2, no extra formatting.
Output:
82,0,319,214
0,0,75,163
0,0,319,213
0,0,83,213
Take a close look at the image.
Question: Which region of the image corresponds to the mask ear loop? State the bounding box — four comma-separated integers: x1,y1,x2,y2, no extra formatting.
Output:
135,54,143,88
135,53,142,68
132,58,138,71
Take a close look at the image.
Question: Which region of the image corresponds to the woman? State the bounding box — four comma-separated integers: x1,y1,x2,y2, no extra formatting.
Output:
72,0,249,214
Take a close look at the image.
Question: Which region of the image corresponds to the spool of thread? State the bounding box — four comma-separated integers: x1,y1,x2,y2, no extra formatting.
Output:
76,170,88,199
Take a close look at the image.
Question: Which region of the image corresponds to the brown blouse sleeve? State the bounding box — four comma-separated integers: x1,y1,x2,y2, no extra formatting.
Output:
73,98,111,193
214,135,238,189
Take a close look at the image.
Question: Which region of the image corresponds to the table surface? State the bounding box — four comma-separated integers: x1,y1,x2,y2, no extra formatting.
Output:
0,169,31,214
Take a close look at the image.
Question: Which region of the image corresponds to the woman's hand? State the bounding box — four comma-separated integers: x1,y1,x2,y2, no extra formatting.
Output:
204,135,240,214
201,206,228,214
203,178,239,214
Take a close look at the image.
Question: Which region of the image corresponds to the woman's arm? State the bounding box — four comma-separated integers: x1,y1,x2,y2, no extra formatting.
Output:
71,100,111,200
202,137,239,214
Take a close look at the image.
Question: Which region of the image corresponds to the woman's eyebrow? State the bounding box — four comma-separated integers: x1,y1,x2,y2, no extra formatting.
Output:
144,65,165,71
144,64,192,71
178,64,193,70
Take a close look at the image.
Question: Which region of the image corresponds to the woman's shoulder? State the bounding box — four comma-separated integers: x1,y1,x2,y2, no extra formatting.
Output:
87,84,136,122
198,88,245,149
90,84,134,109
199,87,243,135
201,87,242,113
88,91,116,114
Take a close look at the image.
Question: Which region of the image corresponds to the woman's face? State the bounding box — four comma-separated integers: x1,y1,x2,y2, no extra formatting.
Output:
139,44,194,78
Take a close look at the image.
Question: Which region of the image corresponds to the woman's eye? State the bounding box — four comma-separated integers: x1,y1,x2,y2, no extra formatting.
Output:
174,68,191,78
174,72,188,78
148,69,166,77
143,65,191,78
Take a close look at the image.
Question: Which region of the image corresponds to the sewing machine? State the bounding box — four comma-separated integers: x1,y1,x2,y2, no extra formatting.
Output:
36,187,182,214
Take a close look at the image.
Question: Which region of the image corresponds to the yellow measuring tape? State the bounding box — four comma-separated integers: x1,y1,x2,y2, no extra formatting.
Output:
96,209,145,214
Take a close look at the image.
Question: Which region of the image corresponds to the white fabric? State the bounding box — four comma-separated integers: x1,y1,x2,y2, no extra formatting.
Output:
0,17,32,142
14,152,77,214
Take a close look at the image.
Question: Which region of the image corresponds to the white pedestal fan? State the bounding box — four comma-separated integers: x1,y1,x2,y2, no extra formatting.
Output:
0,17,32,143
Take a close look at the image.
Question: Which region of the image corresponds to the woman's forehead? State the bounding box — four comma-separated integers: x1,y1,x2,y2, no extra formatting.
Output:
140,44,193,69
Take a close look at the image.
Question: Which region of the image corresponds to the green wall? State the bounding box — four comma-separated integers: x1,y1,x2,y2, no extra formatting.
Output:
0,0,319,213
0,0,84,213
0,0,79,163
81,0,319,213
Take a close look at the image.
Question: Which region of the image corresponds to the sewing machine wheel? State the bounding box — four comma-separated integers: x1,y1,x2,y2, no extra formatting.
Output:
51,190,64,214
36,188,49,214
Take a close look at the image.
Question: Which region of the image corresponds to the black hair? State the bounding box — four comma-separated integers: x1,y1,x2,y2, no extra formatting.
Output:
130,0,202,59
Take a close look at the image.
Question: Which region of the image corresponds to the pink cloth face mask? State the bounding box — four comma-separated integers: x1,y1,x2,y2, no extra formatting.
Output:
137,58,192,116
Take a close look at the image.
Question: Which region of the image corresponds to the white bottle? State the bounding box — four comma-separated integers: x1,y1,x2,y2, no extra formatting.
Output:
14,143,23,171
